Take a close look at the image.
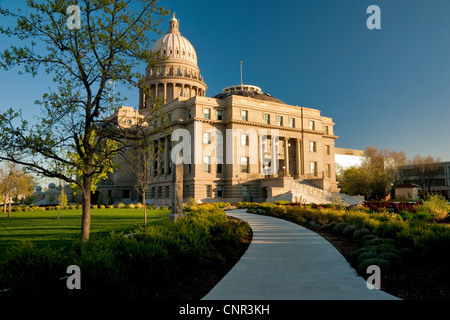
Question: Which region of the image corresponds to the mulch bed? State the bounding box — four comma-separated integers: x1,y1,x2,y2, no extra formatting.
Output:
311,226,450,300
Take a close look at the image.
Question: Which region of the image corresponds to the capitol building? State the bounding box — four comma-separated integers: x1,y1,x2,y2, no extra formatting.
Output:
97,14,356,205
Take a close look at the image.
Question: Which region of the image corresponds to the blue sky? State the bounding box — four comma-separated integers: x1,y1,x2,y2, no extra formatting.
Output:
1,0,450,161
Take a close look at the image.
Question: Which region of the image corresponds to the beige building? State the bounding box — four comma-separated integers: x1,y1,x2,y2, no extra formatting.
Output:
98,14,355,205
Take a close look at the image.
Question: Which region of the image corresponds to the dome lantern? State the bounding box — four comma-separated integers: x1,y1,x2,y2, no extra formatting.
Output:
168,12,180,35
140,13,207,108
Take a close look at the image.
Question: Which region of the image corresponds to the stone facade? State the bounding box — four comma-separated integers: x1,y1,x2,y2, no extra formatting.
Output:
97,14,341,205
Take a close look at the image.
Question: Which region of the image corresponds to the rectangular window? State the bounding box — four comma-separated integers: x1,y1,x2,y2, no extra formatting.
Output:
203,156,211,173
264,114,270,125
165,186,169,198
206,185,212,198
325,164,331,178
187,109,192,119
277,116,283,126
217,110,223,120
309,120,315,130
324,125,329,135
289,117,295,128
216,156,223,174
204,108,211,119
310,161,318,177
241,157,249,173
157,186,162,198
168,114,172,123
242,185,250,199
151,187,155,198
310,141,317,152
241,133,249,146
241,110,248,121
217,185,223,198
325,145,330,155
184,185,190,199
203,132,211,144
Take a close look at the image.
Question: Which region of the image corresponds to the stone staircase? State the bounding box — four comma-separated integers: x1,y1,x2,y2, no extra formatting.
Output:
266,179,363,206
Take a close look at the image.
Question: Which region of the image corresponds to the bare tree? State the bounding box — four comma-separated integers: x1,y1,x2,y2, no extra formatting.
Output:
118,104,168,226
411,155,442,195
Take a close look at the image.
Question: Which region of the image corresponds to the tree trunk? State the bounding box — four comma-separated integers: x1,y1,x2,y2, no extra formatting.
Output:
80,176,92,241
143,196,147,226
7,196,11,218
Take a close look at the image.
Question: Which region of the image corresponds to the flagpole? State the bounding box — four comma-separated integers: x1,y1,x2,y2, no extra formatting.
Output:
240,61,243,90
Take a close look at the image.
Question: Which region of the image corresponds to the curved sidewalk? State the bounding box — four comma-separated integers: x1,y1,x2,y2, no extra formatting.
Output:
202,209,399,300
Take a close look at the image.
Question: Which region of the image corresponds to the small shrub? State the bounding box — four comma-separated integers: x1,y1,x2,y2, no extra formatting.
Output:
127,204,135,209
372,243,397,254
363,237,392,247
358,258,390,274
361,234,377,244
417,194,450,222
357,251,378,265
117,203,125,209
350,247,372,262
333,222,348,234
274,200,291,206
135,203,143,209
353,229,371,241
308,221,319,229
108,205,114,209
91,205,98,209
378,252,403,268
99,205,106,209
342,225,357,237
320,223,334,230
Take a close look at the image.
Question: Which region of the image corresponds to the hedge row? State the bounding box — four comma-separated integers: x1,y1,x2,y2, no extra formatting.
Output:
0,207,251,300
243,203,450,265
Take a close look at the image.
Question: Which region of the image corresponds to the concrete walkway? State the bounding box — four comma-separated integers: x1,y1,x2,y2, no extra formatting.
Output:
202,210,399,300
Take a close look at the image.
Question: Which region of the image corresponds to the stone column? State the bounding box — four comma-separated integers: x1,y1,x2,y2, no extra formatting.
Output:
284,137,290,176
295,138,301,179
163,83,167,104
170,153,184,221
164,136,169,176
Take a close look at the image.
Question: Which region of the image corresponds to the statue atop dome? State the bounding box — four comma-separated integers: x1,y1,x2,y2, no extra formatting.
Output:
168,12,180,35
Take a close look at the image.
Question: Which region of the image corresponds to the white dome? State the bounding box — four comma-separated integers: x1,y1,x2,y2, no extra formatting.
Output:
151,13,197,65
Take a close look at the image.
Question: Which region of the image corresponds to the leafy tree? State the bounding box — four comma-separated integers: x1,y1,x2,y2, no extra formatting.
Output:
0,162,35,217
337,147,407,200
0,0,169,240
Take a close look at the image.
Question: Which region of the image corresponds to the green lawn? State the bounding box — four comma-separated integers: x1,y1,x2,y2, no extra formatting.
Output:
0,208,171,261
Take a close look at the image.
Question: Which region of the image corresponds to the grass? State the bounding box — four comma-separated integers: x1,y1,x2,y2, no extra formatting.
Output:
0,208,171,261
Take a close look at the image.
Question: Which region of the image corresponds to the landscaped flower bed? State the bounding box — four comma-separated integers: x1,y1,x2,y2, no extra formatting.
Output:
237,199,450,298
